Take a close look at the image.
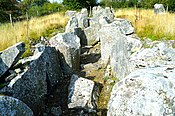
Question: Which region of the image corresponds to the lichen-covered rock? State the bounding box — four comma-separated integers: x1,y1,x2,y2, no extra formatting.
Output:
110,35,131,80
0,46,63,115
0,96,34,116
130,42,175,69
65,16,78,32
99,24,121,64
108,66,175,116
113,18,135,35
0,42,25,77
68,74,96,111
92,6,114,24
126,36,142,55
50,32,80,75
83,24,101,46
154,4,165,14
99,23,130,79
76,8,89,29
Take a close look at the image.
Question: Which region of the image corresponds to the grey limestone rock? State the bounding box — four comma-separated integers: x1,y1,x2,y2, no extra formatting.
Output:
68,74,96,111
108,66,175,116
0,42,25,77
130,42,175,69
99,23,130,79
154,4,165,14
113,18,135,35
76,8,89,29
65,16,78,32
126,36,142,55
50,32,80,75
0,96,34,116
83,24,101,46
0,46,63,115
92,6,114,24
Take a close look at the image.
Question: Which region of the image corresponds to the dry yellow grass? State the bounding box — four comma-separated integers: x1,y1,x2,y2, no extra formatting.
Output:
0,12,68,52
115,8,175,40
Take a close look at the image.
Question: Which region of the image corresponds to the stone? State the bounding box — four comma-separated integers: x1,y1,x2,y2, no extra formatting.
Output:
68,74,96,111
65,10,77,17
83,24,101,46
0,96,34,116
99,24,121,64
76,8,89,29
130,43,175,69
0,42,25,77
50,32,80,75
0,46,63,115
92,6,114,24
99,23,130,79
154,4,165,14
65,16,78,32
126,36,142,55
108,66,175,116
113,18,135,35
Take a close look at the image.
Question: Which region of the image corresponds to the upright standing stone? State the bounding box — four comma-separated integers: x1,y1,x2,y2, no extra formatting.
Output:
99,23,130,79
50,32,80,75
154,4,165,14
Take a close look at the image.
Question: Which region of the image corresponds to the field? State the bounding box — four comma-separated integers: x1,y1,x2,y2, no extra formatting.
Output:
0,12,68,56
115,8,175,41
0,9,175,54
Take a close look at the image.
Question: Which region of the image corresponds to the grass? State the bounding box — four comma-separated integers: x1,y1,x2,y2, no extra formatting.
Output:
115,8,175,41
0,12,68,56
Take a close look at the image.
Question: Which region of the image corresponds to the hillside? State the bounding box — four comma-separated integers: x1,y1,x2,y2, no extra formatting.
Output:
0,12,68,56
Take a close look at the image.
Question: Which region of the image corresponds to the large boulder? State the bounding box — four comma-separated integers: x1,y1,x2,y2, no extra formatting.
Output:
68,74,97,112
83,24,101,46
113,18,135,35
130,42,175,69
99,23,130,79
0,46,63,115
126,36,142,55
108,66,175,116
154,4,165,14
50,32,80,75
0,42,25,77
92,6,114,24
0,96,33,116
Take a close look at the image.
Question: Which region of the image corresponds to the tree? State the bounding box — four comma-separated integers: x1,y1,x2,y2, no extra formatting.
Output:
0,0,20,23
63,0,97,10
21,0,49,12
